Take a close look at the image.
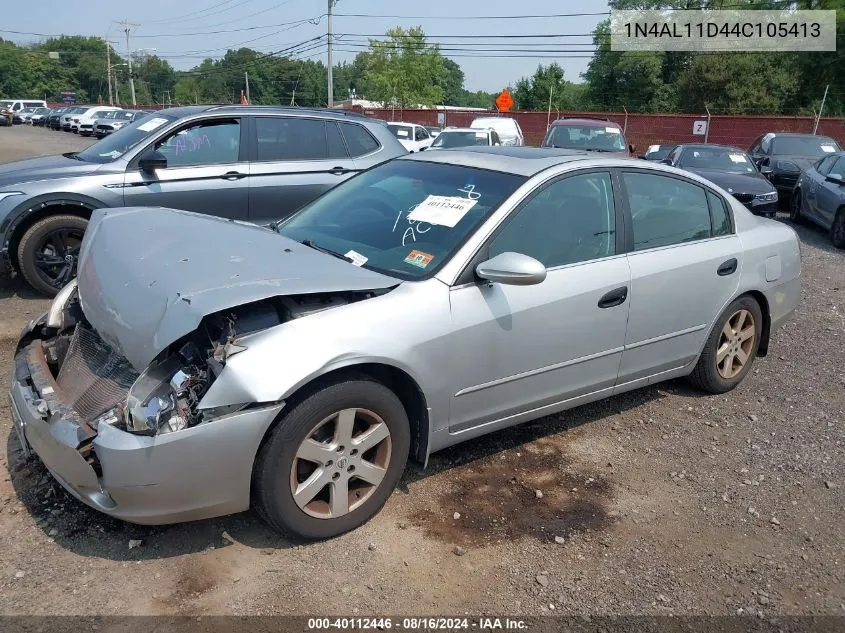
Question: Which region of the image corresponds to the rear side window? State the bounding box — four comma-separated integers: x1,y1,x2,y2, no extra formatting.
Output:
340,122,380,157
707,191,731,237
623,172,712,250
326,121,348,159
254,117,331,161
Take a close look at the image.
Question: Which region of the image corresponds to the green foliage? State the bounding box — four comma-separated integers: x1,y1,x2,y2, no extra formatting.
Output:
513,62,589,111
364,27,446,107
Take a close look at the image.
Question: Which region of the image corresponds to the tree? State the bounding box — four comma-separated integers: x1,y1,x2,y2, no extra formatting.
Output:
512,63,587,111
364,27,447,107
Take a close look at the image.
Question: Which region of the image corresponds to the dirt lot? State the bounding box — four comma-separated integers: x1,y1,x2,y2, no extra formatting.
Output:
0,124,842,617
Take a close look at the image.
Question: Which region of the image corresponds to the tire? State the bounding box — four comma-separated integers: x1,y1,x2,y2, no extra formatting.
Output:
17,214,88,297
789,189,805,224
688,295,763,395
831,208,845,249
252,377,410,539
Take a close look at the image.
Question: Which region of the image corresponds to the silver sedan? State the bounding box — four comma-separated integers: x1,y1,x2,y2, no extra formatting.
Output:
10,148,801,539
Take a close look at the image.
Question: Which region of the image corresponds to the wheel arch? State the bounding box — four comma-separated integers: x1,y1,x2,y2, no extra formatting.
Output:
5,196,101,271
256,362,431,467
741,289,771,357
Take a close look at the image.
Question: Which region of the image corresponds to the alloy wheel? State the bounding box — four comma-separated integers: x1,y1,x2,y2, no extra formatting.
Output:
33,228,83,289
716,308,756,379
290,408,392,519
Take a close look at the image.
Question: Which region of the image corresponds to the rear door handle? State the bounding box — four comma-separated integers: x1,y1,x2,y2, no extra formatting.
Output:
717,258,738,276
221,171,246,181
597,286,628,309
329,166,350,175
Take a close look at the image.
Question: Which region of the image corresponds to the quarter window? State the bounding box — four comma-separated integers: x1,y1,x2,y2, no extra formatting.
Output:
326,121,348,159
489,172,616,268
339,122,380,157
624,172,712,250
156,118,241,167
707,191,731,237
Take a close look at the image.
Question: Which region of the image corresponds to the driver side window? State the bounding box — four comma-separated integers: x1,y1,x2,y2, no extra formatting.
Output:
817,155,838,176
156,118,241,167
488,172,616,268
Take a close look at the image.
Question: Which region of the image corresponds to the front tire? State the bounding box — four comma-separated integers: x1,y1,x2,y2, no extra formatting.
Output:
789,190,805,224
688,295,763,394
831,208,845,249
17,214,88,297
252,377,410,539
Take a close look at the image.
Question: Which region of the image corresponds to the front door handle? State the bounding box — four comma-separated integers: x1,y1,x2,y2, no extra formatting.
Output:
329,166,350,176
717,258,738,276
598,286,628,309
221,171,246,180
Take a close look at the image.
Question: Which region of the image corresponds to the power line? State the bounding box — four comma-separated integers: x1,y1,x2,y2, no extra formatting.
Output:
146,0,251,25
332,11,611,19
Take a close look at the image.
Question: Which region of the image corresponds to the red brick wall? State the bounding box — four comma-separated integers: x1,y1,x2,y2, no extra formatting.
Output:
354,107,845,153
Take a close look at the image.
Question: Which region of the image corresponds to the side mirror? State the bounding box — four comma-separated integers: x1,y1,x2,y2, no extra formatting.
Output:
760,166,774,177
827,173,845,185
419,146,426,151
139,150,167,174
476,252,547,286
660,158,673,166
628,143,635,154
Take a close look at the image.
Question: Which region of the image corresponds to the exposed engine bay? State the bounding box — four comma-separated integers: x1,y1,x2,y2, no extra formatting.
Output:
34,285,384,438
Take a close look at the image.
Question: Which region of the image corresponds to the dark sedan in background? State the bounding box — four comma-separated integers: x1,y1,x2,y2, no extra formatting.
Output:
791,151,845,247
662,144,779,217
749,132,841,207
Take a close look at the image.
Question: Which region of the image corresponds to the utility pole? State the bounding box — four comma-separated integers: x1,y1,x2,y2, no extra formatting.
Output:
327,0,339,107
105,41,114,105
245,71,250,104
813,84,829,135
115,19,140,106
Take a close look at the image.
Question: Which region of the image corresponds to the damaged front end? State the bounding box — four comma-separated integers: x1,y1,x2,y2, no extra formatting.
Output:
11,279,388,523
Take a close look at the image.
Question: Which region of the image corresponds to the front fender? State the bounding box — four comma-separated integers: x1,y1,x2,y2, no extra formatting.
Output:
1,192,107,250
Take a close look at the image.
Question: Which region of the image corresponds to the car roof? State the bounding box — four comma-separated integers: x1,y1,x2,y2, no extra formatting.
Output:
152,104,377,122
551,117,620,128
400,146,590,176
675,143,746,152
441,127,487,133
765,132,836,139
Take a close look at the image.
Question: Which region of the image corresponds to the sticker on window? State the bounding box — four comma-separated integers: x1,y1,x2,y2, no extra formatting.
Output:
408,195,478,228
475,132,487,138
344,250,368,266
396,129,409,137
404,250,434,269
821,144,836,153
728,153,747,163
606,127,619,133
137,117,169,132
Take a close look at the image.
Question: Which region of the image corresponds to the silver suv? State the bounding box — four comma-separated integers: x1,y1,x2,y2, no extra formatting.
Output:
0,105,407,296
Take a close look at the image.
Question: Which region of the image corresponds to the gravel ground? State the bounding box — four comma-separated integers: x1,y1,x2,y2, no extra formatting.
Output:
0,124,842,617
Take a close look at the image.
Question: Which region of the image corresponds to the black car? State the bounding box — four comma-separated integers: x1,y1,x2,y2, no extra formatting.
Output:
662,144,779,217
749,133,842,207
47,107,68,130
639,144,675,161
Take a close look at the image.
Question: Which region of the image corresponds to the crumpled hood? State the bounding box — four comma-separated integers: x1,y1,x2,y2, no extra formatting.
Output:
685,169,775,195
77,207,400,371
0,154,100,188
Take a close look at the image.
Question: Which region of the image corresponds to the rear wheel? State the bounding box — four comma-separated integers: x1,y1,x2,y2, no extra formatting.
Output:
253,377,410,539
17,214,88,297
831,208,845,249
688,296,763,394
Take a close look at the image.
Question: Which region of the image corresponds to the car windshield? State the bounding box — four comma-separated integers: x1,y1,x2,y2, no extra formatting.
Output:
35,107,49,114
89,110,112,119
276,160,527,280
546,124,626,151
76,114,176,163
431,131,491,148
772,136,840,157
679,147,756,173
389,125,414,140
646,146,673,160
0,101,12,107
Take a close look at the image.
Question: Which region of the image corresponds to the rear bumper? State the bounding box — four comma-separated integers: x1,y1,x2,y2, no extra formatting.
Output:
767,276,801,334
11,321,285,525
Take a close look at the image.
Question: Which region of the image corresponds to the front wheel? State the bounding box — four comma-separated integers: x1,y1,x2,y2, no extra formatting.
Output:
688,296,763,394
17,214,87,297
252,377,410,539
831,209,845,249
790,190,805,224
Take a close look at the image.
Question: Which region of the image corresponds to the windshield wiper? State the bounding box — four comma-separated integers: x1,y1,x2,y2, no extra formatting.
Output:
301,239,353,263
62,152,83,161
586,148,616,153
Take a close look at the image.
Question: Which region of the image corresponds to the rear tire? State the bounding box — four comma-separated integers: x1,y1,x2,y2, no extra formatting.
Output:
252,377,410,539
688,295,763,394
831,208,845,249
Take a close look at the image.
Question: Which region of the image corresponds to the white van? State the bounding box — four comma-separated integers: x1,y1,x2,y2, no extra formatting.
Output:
469,116,525,147
0,99,48,113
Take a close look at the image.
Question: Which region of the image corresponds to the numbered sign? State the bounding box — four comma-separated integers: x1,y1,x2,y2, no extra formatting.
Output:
693,120,708,136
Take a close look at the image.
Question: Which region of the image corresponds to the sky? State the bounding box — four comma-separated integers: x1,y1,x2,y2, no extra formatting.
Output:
3,0,611,92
